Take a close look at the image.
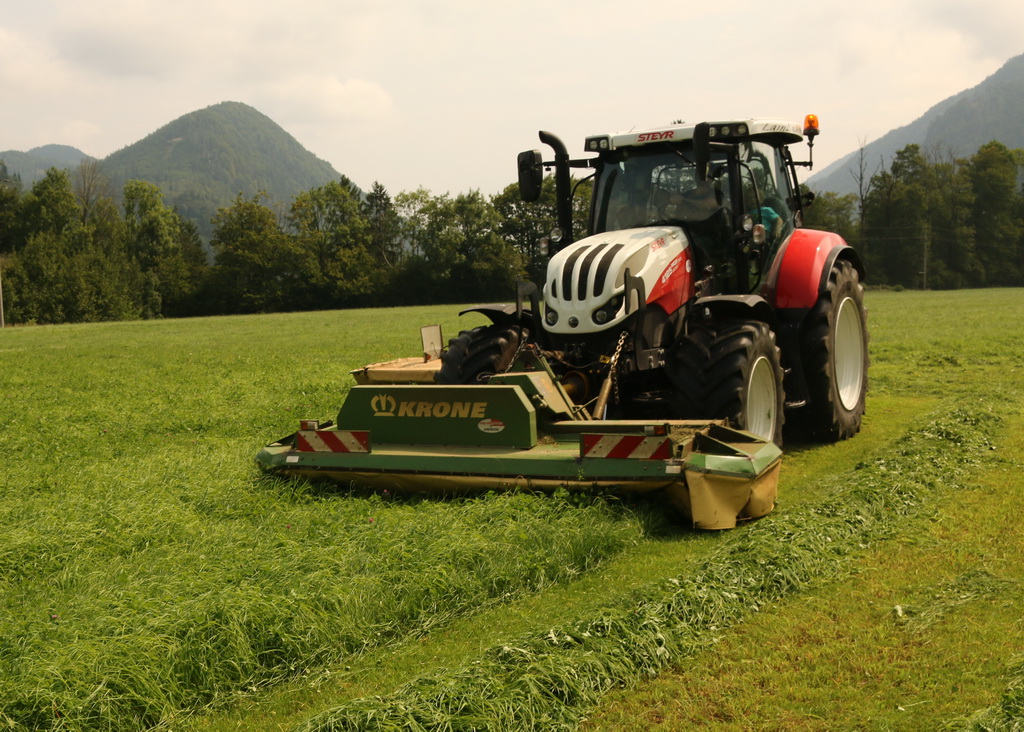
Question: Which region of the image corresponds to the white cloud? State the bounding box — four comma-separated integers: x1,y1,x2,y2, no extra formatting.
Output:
259,75,396,125
920,0,1024,61
0,26,68,94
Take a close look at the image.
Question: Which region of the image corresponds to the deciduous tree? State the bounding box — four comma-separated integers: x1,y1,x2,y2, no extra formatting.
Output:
288,177,374,307
210,193,306,313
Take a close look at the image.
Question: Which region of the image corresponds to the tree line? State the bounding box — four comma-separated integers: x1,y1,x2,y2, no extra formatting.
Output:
1,139,1021,325
0,164,584,324
804,140,1024,289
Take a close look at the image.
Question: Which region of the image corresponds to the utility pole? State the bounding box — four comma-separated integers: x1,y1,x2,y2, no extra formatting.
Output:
0,160,11,328
920,226,930,290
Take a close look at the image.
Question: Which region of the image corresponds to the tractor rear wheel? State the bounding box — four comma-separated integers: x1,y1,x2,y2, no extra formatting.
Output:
435,324,527,384
671,320,785,445
800,259,868,441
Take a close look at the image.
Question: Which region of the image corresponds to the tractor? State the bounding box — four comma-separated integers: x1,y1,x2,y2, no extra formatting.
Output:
435,117,868,445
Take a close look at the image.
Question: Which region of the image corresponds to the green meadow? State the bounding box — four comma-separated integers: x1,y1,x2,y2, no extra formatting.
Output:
1,290,1022,731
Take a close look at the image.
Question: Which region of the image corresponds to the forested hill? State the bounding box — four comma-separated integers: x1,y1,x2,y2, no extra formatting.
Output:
809,53,1024,195
0,145,93,186
100,101,343,239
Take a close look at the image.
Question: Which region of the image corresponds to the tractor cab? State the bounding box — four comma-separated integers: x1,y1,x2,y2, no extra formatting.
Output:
584,120,809,295
520,118,818,297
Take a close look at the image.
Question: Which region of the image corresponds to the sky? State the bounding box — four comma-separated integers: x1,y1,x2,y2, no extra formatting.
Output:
2,0,1023,197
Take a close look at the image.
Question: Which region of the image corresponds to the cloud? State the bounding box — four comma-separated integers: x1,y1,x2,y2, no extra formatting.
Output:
258,75,396,126
57,28,176,80
50,0,367,83
919,0,1024,60
0,25,68,94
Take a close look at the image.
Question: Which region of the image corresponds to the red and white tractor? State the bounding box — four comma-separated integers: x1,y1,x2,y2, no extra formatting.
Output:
437,117,868,445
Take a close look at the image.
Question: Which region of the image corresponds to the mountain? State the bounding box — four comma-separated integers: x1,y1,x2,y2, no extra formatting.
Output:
0,145,94,184
808,53,1024,196
101,101,343,239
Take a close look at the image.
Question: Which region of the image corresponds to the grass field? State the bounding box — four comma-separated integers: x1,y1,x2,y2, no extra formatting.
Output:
1,290,1022,731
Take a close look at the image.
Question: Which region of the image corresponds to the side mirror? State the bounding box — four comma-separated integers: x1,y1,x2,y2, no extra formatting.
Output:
517,150,543,202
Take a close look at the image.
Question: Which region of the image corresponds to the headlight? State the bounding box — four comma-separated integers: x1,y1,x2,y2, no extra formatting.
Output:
591,296,623,325
545,309,559,326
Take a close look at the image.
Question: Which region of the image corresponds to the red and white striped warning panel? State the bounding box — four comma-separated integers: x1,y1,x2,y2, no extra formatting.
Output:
295,430,371,453
580,434,672,460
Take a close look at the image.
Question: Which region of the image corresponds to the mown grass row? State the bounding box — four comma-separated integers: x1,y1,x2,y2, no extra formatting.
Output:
965,656,1024,730
0,488,642,731
299,403,1001,731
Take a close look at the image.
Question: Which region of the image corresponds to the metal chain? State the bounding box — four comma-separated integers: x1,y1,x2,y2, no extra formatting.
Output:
502,327,531,373
609,331,628,405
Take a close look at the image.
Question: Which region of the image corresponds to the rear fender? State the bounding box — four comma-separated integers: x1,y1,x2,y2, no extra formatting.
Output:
764,229,863,310
762,228,864,407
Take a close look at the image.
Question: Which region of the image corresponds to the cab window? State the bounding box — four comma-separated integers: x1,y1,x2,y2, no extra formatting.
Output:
739,141,796,245
593,145,731,233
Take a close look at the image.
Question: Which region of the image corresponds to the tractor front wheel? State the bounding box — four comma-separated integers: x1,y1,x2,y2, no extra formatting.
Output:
434,324,527,385
704,321,785,445
671,320,785,445
800,259,869,441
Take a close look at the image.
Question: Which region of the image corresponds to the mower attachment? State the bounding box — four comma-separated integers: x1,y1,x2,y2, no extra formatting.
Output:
257,371,780,529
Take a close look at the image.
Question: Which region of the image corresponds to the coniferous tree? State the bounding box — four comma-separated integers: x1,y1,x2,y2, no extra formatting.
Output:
968,141,1023,286
363,181,402,271
863,145,930,287
921,147,980,289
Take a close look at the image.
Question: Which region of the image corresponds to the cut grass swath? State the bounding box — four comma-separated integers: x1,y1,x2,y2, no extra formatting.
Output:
300,404,1001,731
962,655,1024,731
0,491,641,731
953,655,1024,731
891,569,1020,632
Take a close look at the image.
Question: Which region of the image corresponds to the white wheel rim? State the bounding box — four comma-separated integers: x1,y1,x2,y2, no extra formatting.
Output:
746,355,777,440
835,296,866,411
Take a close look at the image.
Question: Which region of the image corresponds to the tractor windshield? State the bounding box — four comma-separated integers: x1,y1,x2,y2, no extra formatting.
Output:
591,143,733,234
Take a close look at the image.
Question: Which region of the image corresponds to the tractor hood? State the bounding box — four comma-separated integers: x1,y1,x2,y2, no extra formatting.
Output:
542,226,693,335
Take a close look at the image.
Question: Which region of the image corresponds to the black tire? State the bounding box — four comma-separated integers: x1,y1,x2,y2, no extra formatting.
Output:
671,321,785,445
800,259,869,441
668,323,714,418
434,324,527,385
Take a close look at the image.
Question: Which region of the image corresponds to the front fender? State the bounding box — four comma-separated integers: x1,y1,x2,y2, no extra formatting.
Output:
693,294,775,325
458,303,532,327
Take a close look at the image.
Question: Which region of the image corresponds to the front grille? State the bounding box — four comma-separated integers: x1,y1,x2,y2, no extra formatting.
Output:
593,244,624,297
556,242,625,302
560,247,589,302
